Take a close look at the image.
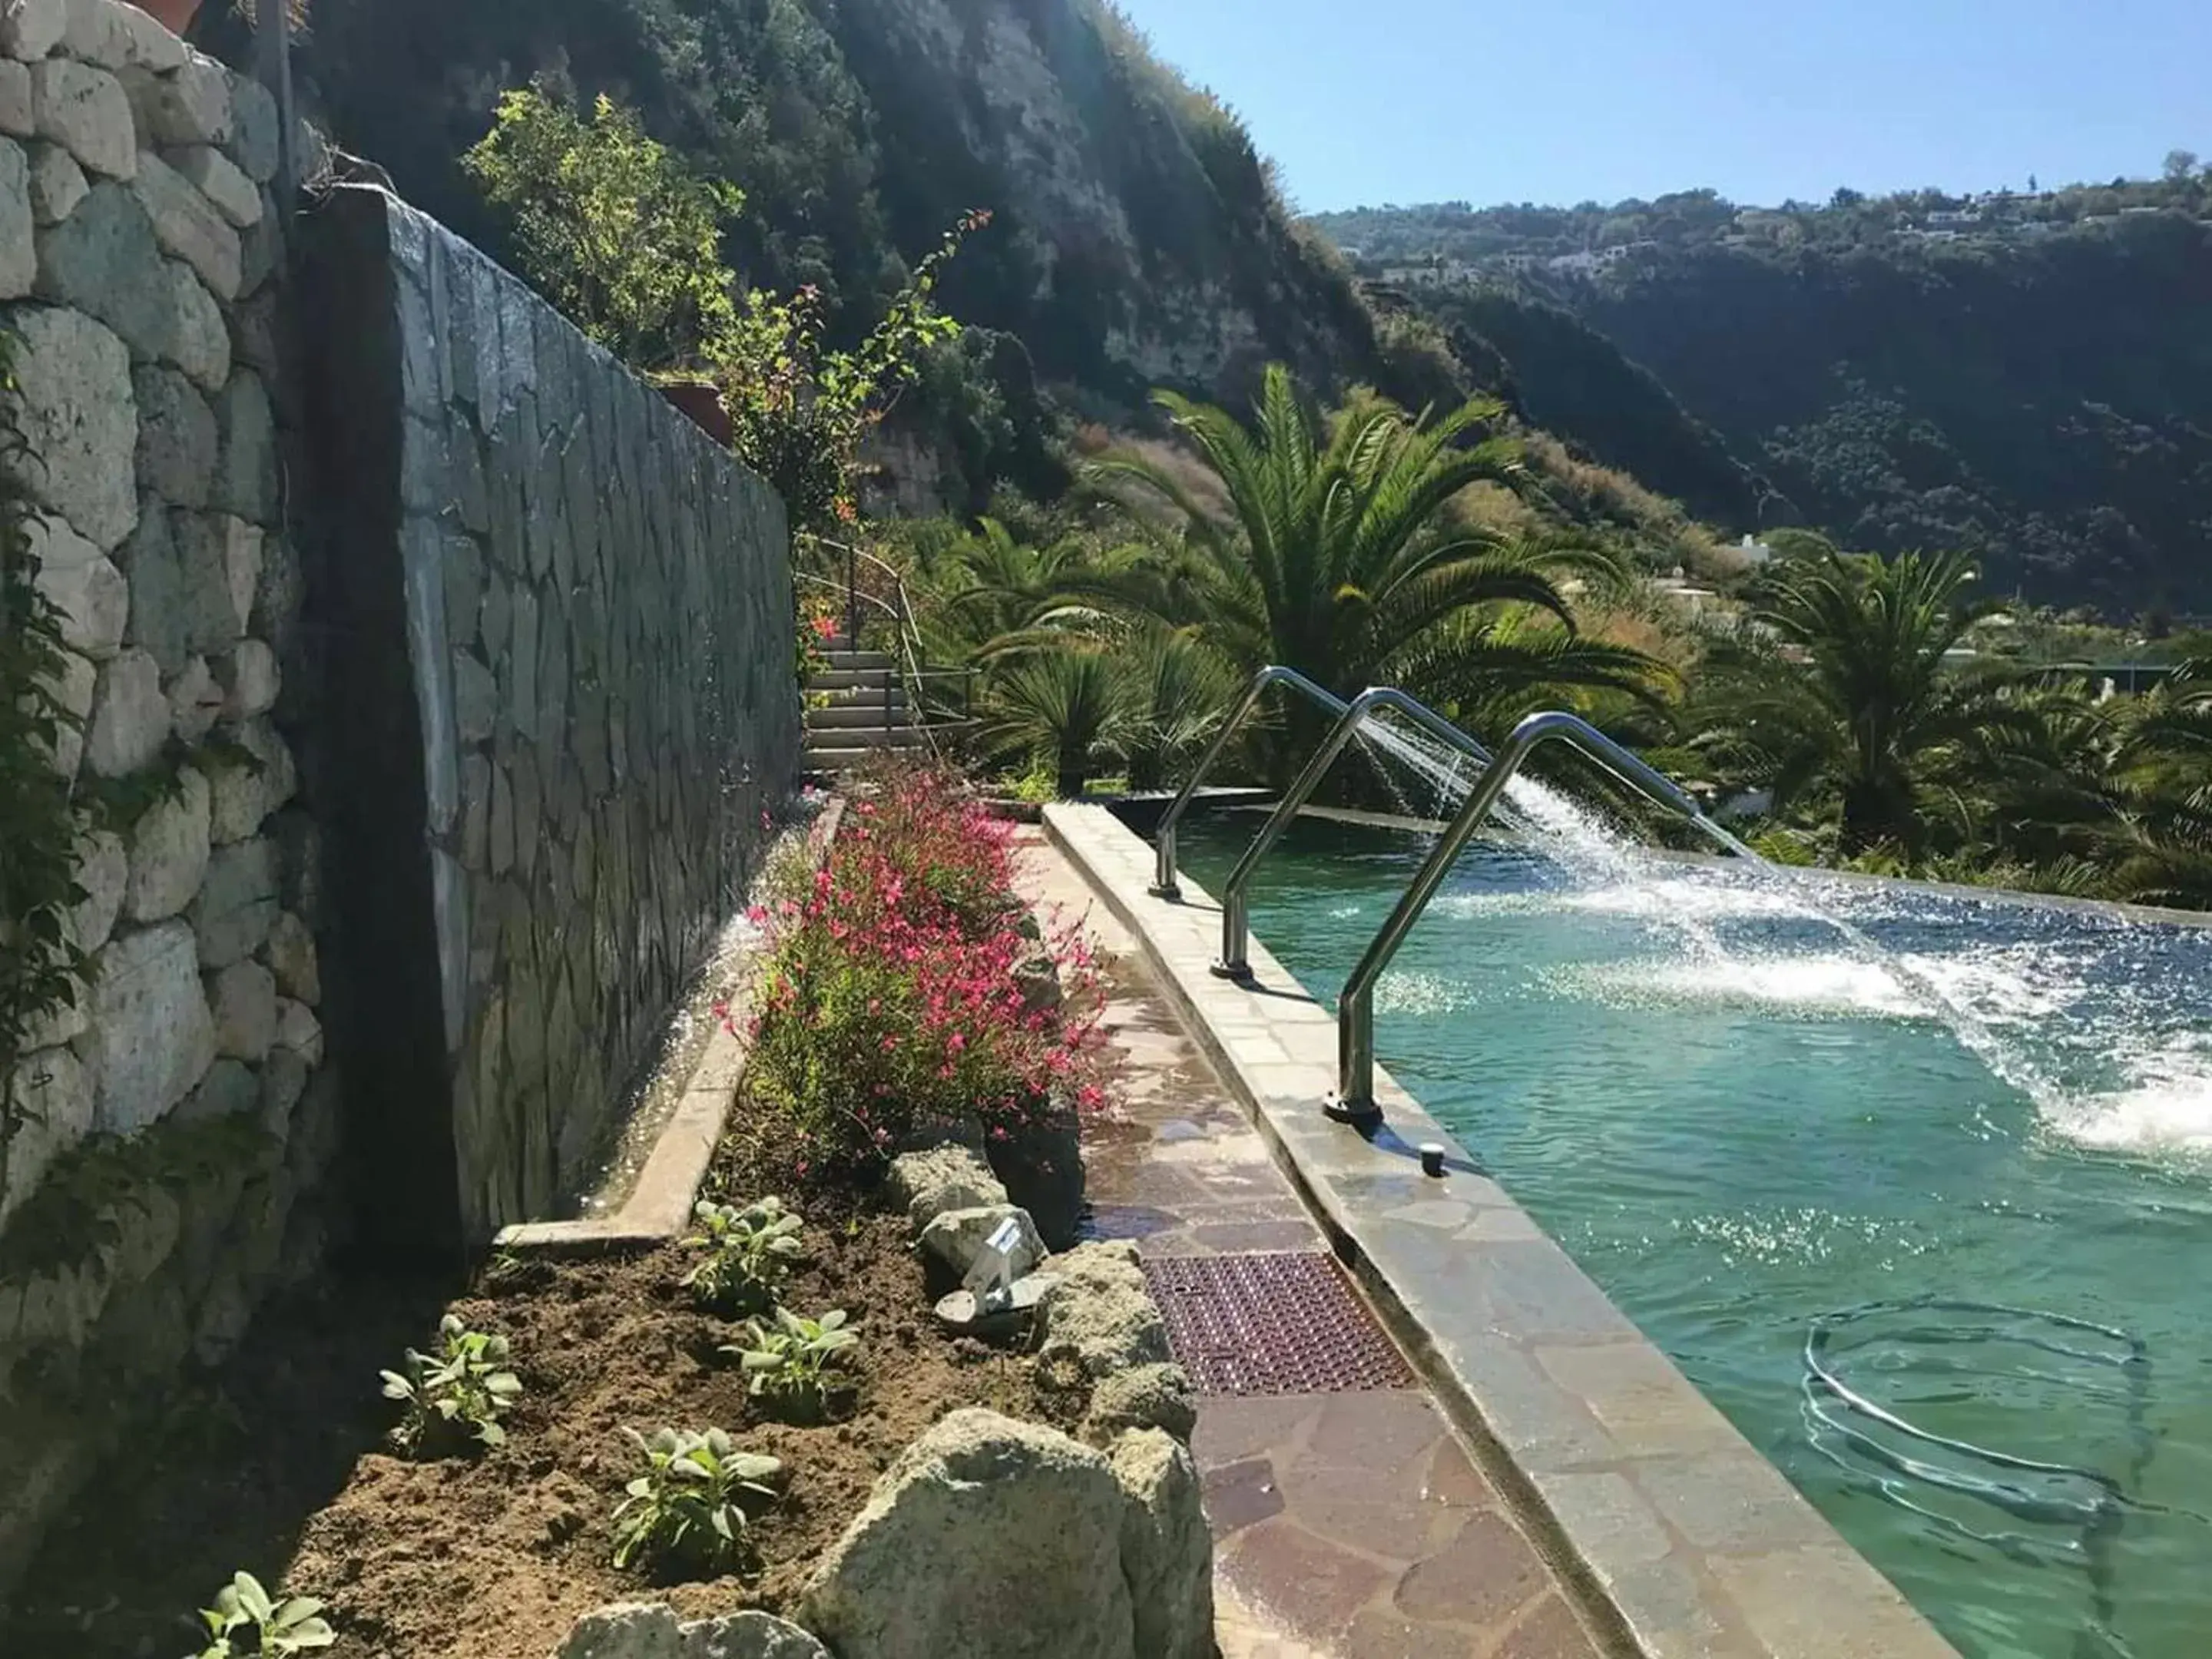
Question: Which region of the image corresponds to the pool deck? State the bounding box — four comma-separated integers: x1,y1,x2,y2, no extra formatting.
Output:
1035,803,1959,1659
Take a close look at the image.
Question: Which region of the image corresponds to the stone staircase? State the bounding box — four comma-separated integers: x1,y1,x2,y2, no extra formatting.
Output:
804,637,937,776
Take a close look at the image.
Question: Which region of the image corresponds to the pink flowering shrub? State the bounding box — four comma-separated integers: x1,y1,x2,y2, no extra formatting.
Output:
744,765,1108,1165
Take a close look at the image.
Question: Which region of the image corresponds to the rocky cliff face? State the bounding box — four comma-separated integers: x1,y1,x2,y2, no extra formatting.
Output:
247,0,1379,414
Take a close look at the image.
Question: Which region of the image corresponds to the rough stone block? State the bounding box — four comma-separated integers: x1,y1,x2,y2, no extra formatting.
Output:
25,136,81,220
110,0,184,71
273,995,321,1065
162,141,255,227
84,646,167,776
802,1409,1135,1659
918,1204,1045,1290
70,826,124,953
165,651,221,740
126,763,210,922
0,137,29,296
25,512,97,571
1035,1240,1174,1381
58,0,132,68
0,58,28,136
33,649,92,785
213,637,277,719
123,506,239,670
119,54,228,147
188,836,276,967
1,1045,92,1224
211,371,275,522
81,919,217,1133
131,361,216,507
160,251,226,389
28,57,131,177
226,71,275,182
1109,1429,1213,1659
175,1053,253,1122
886,1142,1006,1233
453,647,495,744
131,148,239,297
35,551,125,657
263,909,317,1005
0,0,67,62
207,959,275,1061
4,300,136,549
217,513,260,631
207,716,293,843
557,1604,828,1659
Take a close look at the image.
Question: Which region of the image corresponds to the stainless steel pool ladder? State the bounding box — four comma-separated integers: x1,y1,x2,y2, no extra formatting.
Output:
1161,687,1763,1122
1149,665,1352,900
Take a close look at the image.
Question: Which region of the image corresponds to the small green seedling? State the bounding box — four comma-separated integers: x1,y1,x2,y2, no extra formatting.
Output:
680,1196,803,1312
724,1307,860,1418
611,1427,783,1572
379,1314,523,1455
191,1571,334,1657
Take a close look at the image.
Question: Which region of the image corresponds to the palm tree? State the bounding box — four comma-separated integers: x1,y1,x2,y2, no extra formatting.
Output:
979,649,1128,799
1078,368,1661,767
1690,546,2025,853
2106,663,2212,906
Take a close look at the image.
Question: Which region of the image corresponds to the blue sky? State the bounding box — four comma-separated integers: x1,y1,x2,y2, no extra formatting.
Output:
1111,0,2210,212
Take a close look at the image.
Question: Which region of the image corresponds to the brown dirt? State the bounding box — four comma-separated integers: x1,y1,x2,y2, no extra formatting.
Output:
1,1165,1073,1659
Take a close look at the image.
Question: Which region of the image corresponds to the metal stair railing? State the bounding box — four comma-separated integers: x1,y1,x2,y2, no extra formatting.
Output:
1147,665,1349,900
797,541,978,755
1214,686,1495,979
1330,709,1759,1122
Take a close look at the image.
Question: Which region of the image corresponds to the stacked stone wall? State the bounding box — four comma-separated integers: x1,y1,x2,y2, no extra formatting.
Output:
0,0,334,1591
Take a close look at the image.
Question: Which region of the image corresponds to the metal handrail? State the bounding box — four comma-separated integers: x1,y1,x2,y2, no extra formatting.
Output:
1149,665,1349,899
1332,710,1759,1121
797,541,979,749
1214,687,1495,978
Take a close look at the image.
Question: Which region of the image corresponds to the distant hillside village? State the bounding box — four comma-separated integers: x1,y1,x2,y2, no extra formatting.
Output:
1326,164,2212,290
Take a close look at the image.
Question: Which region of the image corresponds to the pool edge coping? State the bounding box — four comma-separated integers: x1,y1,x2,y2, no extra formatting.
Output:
1045,800,1960,1659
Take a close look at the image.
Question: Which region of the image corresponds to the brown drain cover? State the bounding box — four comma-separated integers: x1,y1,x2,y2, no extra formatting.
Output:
1142,1253,1415,1395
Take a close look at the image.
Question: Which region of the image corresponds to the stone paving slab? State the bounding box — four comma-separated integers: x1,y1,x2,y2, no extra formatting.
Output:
1016,830,1611,1659
1036,804,1959,1659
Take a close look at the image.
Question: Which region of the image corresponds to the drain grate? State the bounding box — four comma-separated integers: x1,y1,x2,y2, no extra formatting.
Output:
1142,1252,1415,1395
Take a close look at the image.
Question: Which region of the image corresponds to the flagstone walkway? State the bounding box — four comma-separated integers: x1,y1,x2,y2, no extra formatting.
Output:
1017,829,1613,1659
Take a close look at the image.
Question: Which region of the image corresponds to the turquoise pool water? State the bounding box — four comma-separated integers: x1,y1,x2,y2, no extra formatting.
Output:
1180,807,2212,1659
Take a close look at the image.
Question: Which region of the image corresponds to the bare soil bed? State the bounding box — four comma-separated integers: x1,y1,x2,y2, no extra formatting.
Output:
1,1151,1065,1659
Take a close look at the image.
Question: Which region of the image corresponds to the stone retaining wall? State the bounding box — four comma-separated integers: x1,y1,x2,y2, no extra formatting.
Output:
299,185,799,1257
0,0,333,1594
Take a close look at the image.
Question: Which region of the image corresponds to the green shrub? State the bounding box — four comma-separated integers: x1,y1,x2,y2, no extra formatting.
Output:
191,1571,334,1657
680,1196,803,1313
724,1307,860,1419
611,1428,783,1573
379,1314,524,1455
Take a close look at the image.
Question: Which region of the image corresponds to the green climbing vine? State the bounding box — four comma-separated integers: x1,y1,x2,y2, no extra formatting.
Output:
0,324,97,1208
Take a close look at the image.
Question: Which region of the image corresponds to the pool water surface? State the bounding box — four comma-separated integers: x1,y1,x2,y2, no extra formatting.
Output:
1180,809,2212,1659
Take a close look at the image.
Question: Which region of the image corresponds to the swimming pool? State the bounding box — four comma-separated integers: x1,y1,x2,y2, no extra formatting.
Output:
1178,805,2212,1659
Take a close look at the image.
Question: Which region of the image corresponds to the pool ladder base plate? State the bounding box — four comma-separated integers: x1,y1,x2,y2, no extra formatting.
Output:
1324,1094,1383,1130
1147,882,1183,902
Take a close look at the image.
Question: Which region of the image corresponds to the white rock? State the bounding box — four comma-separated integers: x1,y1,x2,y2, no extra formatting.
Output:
81,919,216,1133
557,1604,829,1659
28,56,131,177
24,512,97,571
1110,1429,1214,1659
58,0,130,67
226,71,275,181
0,0,68,61
214,638,277,719
111,0,184,71
273,995,321,1065
918,1204,1045,1286
207,959,275,1061
7,303,137,550
166,652,222,740
126,763,210,922
0,136,30,296
25,135,81,220
0,58,28,136
162,252,228,390
84,647,169,776
803,1409,1135,1659
207,716,293,843
70,825,125,953
2,1046,93,1227
263,909,317,1005
163,141,255,227
886,1143,1008,1233
35,551,127,657
131,147,239,298
120,52,227,146
188,836,275,966
217,513,260,629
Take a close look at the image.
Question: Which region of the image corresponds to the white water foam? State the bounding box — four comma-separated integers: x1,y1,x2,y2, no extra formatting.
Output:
1563,953,1926,1020
2051,1041,2212,1154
